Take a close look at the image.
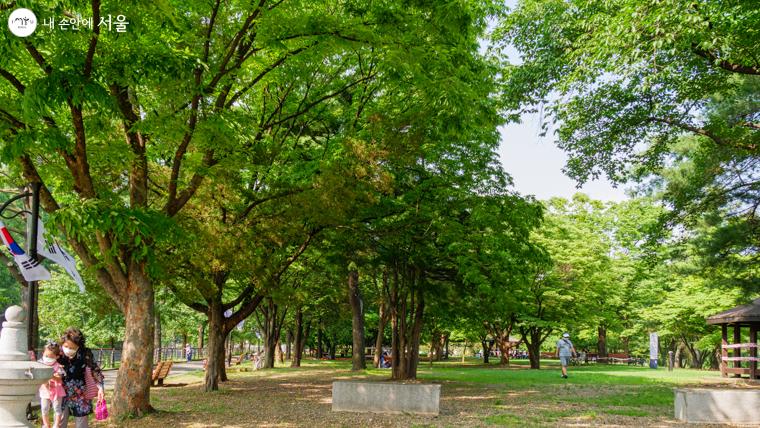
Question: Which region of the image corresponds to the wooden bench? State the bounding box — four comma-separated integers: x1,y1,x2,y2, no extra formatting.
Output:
597,353,644,365
230,354,244,366
152,360,173,386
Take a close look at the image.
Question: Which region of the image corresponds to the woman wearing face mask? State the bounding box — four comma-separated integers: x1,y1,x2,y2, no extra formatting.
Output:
58,327,105,428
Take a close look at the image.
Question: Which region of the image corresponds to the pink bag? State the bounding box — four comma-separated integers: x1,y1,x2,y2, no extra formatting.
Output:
95,399,109,420
84,367,99,400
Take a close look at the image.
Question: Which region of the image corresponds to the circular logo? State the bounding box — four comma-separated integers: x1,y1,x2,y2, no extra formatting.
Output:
8,8,37,37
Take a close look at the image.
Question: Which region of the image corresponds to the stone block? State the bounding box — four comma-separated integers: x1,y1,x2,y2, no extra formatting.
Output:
332,381,440,415
675,388,760,424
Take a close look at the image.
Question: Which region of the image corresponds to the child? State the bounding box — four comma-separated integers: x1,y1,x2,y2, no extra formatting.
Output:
39,341,66,428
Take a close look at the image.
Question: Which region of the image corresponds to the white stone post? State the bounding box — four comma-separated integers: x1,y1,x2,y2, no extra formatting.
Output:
0,305,52,427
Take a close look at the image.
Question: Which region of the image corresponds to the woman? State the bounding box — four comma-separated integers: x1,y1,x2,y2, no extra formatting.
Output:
58,327,105,428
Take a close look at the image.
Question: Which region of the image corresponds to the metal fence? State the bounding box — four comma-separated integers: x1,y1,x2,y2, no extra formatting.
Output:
32,347,207,368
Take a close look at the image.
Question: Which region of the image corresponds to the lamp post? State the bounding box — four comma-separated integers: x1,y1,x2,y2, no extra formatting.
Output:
0,182,41,354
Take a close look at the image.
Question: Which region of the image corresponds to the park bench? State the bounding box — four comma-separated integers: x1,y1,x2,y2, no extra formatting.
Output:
597,353,644,365
151,360,173,386
230,354,244,366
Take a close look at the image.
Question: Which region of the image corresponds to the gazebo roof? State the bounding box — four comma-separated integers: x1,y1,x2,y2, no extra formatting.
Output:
707,298,760,325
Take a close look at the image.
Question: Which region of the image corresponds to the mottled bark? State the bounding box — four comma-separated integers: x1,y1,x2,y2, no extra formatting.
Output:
112,267,154,416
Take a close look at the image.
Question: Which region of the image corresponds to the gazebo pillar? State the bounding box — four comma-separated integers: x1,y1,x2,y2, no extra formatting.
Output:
750,326,757,379
733,324,741,377
720,324,728,377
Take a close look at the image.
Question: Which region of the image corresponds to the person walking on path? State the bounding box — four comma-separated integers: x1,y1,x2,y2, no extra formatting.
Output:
185,343,193,362
556,333,577,379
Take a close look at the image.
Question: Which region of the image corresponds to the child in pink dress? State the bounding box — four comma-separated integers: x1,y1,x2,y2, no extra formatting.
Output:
39,341,66,428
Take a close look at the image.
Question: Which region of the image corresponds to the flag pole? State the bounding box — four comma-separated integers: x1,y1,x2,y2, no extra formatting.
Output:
26,182,41,354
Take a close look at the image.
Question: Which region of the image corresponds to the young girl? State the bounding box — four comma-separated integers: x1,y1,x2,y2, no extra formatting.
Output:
39,341,66,428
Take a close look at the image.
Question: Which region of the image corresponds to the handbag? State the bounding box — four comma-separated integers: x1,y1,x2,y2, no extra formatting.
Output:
84,366,100,400
95,399,109,420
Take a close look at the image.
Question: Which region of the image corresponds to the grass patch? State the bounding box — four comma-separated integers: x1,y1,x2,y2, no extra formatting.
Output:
483,413,525,426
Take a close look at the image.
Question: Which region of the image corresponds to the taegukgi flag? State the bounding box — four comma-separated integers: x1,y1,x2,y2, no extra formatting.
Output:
34,219,85,293
0,220,51,281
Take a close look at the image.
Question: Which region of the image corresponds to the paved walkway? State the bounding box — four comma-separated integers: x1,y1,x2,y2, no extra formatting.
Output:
103,360,205,389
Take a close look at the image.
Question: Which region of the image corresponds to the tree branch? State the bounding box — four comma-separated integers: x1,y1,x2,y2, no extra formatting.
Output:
0,68,25,93
226,43,318,108
692,46,760,75
83,0,101,78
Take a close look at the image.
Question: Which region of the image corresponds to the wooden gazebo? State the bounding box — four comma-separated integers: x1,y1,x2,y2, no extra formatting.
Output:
706,298,760,379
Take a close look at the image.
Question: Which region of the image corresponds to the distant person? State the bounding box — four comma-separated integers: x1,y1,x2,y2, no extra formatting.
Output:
39,341,66,428
59,327,105,428
555,332,577,379
380,351,391,368
185,343,193,362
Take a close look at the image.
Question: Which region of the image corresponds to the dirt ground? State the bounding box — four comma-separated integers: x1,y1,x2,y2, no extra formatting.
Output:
89,365,728,428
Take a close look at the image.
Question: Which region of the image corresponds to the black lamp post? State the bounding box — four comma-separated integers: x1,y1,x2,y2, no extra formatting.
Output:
0,182,41,353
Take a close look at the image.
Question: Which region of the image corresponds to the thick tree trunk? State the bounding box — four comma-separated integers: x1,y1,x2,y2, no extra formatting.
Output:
291,308,304,367
347,269,366,370
204,301,225,392
597,326,608,358
373,301,387,368
112,269,154,417
526,341,540,369
203,296,230,390
520,326,546,370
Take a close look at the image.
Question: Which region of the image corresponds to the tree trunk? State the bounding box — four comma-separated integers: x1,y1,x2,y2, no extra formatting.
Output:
182,332,188,352
198,322,205,356
390,266,425,380
316,323,323,360
154,311,162,362
443,333,450,360
481,339,492,364
597,326,608,358
519,326,546,370
276,340,284,363
348,269,366,370
373,301,387,368
291,308,304,367
285,329,293,361
674,343,683,368
112,269,154,417
204,300,225,392
487,319,515,366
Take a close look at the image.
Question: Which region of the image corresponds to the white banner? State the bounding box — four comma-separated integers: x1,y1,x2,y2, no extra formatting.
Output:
35,219,85,293
649,332,659,360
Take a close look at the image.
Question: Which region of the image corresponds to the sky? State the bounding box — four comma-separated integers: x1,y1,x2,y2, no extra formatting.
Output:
495,0,628,203
497,114,630,203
